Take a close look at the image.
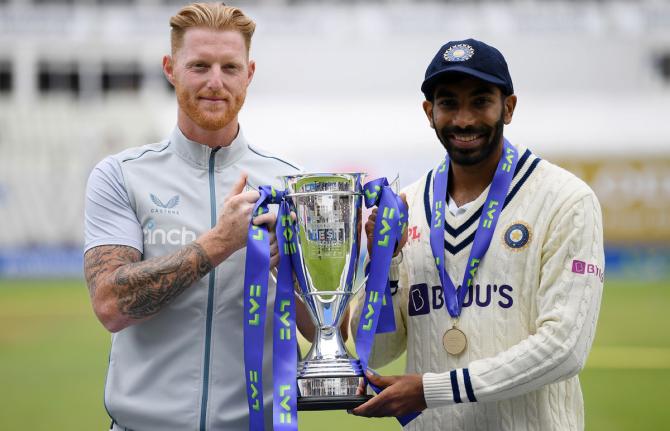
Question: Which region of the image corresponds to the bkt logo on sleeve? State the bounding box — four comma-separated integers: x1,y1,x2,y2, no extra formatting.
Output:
408,282,514,316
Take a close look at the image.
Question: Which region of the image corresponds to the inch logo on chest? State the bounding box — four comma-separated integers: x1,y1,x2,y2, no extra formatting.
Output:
408,283,513,316
143,218,196,246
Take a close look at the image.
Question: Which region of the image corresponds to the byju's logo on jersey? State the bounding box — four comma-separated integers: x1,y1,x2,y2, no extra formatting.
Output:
408,283,514,316
150,193,181,215
409,283,431,315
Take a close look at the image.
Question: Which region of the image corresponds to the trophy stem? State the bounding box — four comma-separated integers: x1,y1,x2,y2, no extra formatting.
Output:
306,325,348,363
296,324,371,410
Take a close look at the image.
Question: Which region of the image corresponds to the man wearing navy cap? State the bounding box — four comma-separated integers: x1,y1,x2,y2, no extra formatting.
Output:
351,39,604,430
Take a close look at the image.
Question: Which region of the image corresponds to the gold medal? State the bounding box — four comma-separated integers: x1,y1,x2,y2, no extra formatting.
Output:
443,326,467,355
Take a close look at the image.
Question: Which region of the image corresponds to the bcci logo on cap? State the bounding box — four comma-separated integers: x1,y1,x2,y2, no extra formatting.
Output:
444,44,475,62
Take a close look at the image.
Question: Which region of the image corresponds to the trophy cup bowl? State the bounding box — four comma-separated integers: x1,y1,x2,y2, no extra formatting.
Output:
282,173,372,411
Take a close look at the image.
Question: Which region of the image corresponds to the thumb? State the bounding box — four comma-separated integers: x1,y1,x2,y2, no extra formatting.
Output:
399,192,408,208
227,172,248,199
366,371,393,389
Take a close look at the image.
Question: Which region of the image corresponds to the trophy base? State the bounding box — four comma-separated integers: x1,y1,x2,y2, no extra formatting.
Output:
297,394,373,411
296,374,370,411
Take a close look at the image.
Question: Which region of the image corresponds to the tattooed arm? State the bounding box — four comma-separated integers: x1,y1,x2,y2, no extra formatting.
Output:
84,242,213,332
85,173,278,332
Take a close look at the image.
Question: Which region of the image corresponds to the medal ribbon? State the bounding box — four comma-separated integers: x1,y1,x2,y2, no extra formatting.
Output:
429,139,519,318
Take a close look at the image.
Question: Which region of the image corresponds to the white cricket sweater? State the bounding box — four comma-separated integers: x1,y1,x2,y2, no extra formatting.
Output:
351,143,604,431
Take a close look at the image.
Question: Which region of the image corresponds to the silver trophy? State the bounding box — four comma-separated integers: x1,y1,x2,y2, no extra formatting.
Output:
282,173,371,411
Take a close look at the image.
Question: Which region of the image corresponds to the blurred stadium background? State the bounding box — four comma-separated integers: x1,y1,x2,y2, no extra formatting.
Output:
0,0,668,430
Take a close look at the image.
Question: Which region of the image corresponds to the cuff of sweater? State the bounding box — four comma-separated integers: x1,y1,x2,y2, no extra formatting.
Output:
423,368,478,408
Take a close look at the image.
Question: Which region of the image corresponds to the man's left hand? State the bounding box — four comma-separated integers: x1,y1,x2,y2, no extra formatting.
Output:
364,192,408,258
351,371,427,417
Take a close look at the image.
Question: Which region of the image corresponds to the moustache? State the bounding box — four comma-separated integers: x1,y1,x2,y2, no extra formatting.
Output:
198,92,229,99
440,125,492,136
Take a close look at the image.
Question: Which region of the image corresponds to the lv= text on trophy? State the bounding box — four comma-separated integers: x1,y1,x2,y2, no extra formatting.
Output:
242,172,410,430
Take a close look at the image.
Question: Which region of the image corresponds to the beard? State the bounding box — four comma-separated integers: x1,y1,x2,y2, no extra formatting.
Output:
175,84,246,131
435,109,505,166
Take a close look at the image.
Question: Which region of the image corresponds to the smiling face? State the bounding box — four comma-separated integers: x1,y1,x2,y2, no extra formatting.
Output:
423,75,516,166
163,27,255,132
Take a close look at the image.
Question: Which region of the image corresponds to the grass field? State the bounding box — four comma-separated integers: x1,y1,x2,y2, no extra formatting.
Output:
1,279,668,430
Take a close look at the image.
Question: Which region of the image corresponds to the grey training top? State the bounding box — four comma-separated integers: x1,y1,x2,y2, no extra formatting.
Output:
84,126,300,431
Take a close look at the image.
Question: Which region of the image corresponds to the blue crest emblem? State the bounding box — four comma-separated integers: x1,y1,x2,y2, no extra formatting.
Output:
150,194,180,209
504,222,531,250
444,44,475,62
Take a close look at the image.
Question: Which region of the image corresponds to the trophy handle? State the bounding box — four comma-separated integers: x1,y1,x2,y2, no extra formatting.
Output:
389,173,400,192
344,173,397,301
352,273,369,297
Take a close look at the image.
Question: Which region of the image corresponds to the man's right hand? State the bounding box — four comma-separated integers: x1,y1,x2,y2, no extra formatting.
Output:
202,172,278,267
365,193,408,258
213,173,261,255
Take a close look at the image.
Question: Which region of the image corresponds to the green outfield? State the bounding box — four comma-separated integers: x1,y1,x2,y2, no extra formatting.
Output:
0,279,668,430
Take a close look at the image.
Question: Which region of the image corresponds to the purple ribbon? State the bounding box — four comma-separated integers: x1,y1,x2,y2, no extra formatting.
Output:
243,186,285,431
429,139,519,318
355,178,405,363
272,199,301,430
354,179,418,425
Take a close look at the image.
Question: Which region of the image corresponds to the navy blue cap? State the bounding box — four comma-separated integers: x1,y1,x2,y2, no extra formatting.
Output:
421,38,513,99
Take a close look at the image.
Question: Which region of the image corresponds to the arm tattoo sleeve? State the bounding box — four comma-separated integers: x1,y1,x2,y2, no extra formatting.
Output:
84,243,214,320
84,245,141,300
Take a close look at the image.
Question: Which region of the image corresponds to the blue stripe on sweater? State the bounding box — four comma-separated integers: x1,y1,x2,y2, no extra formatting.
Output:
450,369,462,404
463,368,477,402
